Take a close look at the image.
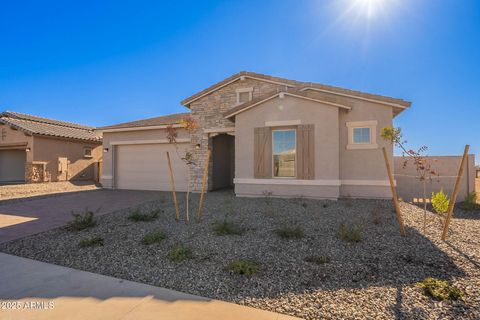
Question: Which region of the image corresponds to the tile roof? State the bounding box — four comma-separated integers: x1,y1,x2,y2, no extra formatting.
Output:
98,112,190,130
181,71,412,108
0,111,102,142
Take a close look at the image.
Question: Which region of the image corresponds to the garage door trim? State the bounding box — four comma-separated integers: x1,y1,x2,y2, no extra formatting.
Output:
110,138,190,145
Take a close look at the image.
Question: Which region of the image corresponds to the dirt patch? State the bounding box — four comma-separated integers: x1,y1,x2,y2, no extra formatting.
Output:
0,181,99,202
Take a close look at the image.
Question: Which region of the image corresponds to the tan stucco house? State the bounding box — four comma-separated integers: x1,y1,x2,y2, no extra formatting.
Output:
0,111,102,183
99,71,411,199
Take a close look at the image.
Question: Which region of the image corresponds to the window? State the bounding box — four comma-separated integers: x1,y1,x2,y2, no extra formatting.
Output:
346,120,378,150
272,129,296,177
236,88,253,104
353,127,371,144
84,147,93,158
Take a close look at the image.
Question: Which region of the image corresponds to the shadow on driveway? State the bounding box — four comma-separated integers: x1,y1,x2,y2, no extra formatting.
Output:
0,190,162,244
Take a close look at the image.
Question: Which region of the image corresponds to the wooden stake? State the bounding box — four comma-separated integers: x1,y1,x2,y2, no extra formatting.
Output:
197,149,211,221
166,151,180,221
441,145,469,240
382,147,406,237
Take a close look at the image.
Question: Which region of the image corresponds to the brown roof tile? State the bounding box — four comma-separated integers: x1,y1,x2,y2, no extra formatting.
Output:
0,111,101,142
98,112,190,130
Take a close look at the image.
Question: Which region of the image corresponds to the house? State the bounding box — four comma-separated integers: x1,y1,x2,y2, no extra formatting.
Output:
0,111,103,183
99,71,411,199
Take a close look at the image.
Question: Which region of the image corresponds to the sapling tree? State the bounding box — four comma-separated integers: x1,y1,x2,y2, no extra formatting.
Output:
166,116,198,222
381,126,438,232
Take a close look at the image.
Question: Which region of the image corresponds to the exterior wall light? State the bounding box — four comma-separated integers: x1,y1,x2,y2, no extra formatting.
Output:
195,144,201,149
25,147,31,152
103,148,109,153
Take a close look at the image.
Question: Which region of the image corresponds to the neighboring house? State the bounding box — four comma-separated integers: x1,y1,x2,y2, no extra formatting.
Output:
476,165,480,179
0,111,102,183
99,71,411,199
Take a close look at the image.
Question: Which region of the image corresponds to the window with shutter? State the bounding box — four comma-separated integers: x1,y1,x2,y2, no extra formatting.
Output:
297,124,315,180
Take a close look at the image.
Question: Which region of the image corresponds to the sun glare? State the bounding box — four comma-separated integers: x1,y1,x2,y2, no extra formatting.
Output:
354,0,384,19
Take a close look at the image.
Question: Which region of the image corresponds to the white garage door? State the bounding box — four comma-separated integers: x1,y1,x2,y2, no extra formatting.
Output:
0,149,26,183
115,143,189,191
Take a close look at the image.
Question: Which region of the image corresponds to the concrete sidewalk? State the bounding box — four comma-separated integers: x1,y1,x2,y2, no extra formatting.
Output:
0,253,300,320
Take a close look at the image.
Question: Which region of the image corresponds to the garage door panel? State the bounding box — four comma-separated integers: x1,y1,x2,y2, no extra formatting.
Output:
116,144,189,191
0,150,26,182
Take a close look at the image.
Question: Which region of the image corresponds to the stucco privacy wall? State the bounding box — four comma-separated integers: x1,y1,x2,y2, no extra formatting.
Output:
395,155,476,202
189,78,292,191
101,128,189,188
33,136,102,181
234,95,341,198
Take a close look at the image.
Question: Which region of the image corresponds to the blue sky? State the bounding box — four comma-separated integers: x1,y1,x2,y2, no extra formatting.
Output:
1,0,479,161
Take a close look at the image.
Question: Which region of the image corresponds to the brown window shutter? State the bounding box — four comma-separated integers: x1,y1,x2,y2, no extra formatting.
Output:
297,124,315,180
254,127,272,178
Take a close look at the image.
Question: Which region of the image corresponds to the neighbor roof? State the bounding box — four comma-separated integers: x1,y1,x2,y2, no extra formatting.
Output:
98,112,190,130
181,71,412,108
0,111,102,142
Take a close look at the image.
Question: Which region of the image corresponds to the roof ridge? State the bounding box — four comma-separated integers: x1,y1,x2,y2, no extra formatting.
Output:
1,110,95,130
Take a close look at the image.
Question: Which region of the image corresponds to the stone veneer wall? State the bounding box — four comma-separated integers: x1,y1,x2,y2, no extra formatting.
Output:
188,78,292,191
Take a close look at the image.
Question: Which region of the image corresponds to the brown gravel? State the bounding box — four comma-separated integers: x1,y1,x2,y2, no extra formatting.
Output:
0,191,479,319
0,181,99,201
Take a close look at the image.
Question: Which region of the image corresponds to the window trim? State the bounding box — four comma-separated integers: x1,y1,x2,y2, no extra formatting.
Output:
83,147,93,158
235,87,253,104
346,120,378,150
271,128,297,178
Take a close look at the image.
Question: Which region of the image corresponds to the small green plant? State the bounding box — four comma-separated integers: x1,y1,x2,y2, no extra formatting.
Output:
213,220,244,236
228,259,261,276
461,192,480,210
142,231,166,245
128,209,160,222
338,223,362,243
304,255,330,265
431,189,450,216
417,278,463,301
68,209,96,231
79,236,104,248
168,245,192,262
274,226,304,239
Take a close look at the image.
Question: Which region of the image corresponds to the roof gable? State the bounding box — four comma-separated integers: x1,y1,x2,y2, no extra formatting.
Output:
224,89,351,119
181,71,412,109
98,112,190,130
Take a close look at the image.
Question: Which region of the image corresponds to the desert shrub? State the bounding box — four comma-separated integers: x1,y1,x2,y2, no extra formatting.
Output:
79,236,104,248
461,192,480,210
142,231,166,245
128,209,160,222
417,278,463,301
304,255,330,265
431,189,449,215
68,210,96,231
274,226,304,239
338,223,362,243
229,260,261,276
168,245,192,262
213,220,244,236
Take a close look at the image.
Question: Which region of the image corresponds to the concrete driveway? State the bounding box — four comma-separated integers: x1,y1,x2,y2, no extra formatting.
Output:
0,190,162,244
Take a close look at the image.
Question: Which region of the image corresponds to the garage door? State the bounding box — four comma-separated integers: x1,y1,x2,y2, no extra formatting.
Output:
0,149,26,183
115,143,189,191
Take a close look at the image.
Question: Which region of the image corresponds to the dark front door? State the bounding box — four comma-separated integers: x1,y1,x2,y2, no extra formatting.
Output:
212,134,234,190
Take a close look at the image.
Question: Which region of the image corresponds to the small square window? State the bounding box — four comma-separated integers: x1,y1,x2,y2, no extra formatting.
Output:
236,88,253,104
238,92,250,103
84,147,93,158
353,127,371,144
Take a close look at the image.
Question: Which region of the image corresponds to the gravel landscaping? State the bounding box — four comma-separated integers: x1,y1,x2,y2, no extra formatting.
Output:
1,190,479,319
0,181,99,201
